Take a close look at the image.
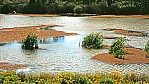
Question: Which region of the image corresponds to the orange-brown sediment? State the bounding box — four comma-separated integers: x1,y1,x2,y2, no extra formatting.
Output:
102,36,119,39
0,62,27,70
0,24,77,43
91,15,149,19
103,28,147,37
92,48,149,64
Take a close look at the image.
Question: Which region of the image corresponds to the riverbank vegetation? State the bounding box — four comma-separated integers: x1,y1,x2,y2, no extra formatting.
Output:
0,70,149,84
0,0,149,15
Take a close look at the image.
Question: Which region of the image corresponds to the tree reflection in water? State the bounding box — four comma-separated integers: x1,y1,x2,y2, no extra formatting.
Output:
40,36,65,44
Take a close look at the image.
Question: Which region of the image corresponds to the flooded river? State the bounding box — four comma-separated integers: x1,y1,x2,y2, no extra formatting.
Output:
0,14,149,74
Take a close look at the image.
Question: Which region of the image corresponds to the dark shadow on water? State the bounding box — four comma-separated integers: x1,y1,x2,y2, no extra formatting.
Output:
39,36,65,44
21,49,37,55
0,43,8,46
44,27,55,30
0,42,20,46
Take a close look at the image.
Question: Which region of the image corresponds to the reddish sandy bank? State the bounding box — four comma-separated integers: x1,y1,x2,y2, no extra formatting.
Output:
0,24,77,43
92,48,149,64
91,15,149,19
102,36,119,39
104,28,147,37
0,62,27,70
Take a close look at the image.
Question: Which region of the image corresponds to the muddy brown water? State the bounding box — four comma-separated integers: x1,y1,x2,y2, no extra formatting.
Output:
0,14,149,74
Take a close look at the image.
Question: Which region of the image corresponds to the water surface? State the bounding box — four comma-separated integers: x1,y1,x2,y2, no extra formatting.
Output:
0,14,149,74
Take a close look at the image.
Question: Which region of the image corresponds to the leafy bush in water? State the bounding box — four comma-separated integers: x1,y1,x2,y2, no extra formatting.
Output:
22,33,38,50
145,41,149,58
109,38,126,59
82,33,103,49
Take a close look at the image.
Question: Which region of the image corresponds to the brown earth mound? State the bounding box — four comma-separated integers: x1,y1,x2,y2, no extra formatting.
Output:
102,36,119,39
0,24,77,43
0,62,27,70
103,28,147,37
92,48,149,64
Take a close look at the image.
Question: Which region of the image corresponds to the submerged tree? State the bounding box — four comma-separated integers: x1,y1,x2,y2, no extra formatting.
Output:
22,33,38,50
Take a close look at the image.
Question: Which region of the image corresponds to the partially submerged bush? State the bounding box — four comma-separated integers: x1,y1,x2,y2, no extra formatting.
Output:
109,38,126,59
82,33,103,49
22,33,38,50
145,41,149,58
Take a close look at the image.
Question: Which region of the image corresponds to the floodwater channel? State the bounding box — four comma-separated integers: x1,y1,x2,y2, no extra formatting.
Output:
0,14,149,74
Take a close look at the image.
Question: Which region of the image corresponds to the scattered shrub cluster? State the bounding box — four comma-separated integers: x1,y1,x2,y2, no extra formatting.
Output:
22,33,38,50
109,38,126,59
82,33,103,49
0,71,149,84
82,33,128,59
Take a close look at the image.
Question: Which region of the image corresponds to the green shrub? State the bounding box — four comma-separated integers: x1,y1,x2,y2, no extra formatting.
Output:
22,33,38,50
83,5,95,14
109,38,126,59
82,33,103,49
145,41,149,58
0,71,20,83
57,5,65,14
0,75,4,83
63,3,75,13
74,76,91,84
48,3,59,14
74,6,83,14
23,3,48,14
99,78,114,84
98,4,108,14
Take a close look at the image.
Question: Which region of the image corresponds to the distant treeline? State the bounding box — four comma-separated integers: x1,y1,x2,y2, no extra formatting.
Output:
0,0,149,15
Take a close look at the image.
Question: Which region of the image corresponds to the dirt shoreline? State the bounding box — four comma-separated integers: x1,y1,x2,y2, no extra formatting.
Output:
0,62,28,70
103,28,148,37
91,15,149,19
0,24,77,43
92,48,149,64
